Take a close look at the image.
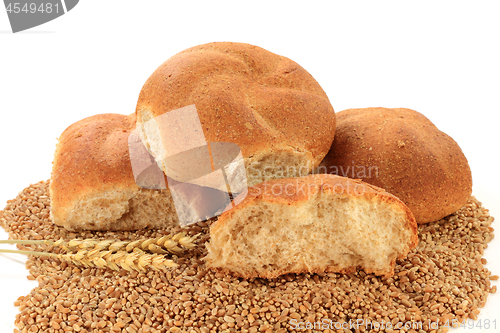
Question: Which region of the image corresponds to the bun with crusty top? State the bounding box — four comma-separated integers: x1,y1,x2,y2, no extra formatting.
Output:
319,107,472,224
135,42,336,186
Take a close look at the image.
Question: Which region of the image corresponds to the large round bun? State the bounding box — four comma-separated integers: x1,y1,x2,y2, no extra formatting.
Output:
319,107,472,224
136,42,335,186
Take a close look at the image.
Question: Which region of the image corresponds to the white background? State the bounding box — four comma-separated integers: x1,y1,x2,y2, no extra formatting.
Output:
0,1,499,332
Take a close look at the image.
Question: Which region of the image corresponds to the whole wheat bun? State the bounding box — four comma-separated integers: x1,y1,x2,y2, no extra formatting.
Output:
319,107,472,224
49,113,228,231
135,42,335,186
205,174,418,279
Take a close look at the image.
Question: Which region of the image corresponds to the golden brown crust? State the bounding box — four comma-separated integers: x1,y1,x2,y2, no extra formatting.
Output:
208,174,418,279
319,107,472,223
49,113,140,226
136,42,335,169
210,258,400,280
207,265,363,281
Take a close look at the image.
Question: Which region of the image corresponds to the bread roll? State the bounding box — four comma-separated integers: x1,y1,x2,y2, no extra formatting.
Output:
319,107,472,224
135,42,335,186
205,174,418,279
49,113,228,231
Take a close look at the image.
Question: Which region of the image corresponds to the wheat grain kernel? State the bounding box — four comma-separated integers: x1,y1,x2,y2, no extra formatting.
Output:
1,183,497,333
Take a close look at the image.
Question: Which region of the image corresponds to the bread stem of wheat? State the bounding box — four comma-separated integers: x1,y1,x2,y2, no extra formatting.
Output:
0,232,199,272
0,240,47,245
0,232,199,253
0,247,178,272
0,248,59,257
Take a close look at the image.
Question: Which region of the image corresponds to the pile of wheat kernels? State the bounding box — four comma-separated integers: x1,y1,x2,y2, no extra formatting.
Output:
0,180,497,333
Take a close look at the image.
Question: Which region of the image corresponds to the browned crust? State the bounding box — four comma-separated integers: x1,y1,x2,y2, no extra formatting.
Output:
319,107,472,224
49,114,139,225
136,42,335,167
209,259,401,280
208,174,418,279
213,174,417,239
207,265,362,281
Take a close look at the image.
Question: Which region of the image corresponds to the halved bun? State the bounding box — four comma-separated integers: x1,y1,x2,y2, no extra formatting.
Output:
49,113,228,231
205,174,418,279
